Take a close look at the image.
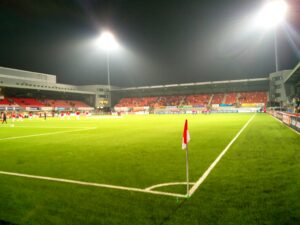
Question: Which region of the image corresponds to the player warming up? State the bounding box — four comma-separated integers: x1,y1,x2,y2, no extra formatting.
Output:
1,111,7,124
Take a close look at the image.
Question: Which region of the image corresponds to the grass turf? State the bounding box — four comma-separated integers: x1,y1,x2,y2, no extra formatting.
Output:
0,113,299,224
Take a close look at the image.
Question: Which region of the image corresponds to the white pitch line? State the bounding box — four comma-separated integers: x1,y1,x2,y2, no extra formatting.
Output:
0,128,96,141
0,171,186,198
189,113,256,196
145,182,196,191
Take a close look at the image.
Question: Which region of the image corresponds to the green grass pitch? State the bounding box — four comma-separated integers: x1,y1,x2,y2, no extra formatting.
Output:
0,113,299,225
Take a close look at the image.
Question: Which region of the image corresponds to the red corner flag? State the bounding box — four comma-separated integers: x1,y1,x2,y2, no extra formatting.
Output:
182,119,190,150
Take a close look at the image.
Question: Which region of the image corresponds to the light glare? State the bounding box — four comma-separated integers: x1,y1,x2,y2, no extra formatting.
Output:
96,31,120,51
254,0,288,29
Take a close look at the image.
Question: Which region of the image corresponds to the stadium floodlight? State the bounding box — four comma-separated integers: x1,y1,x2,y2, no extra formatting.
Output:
96,31,120,52
96,30,120,108
253,0,288,72
254,0,288,29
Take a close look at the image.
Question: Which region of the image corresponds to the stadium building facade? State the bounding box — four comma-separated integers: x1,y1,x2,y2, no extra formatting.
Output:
0,66,109,111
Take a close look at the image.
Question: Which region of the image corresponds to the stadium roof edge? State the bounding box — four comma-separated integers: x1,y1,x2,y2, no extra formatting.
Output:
112,77,269,91
0,83,95,94
0,66,56,78
284,61,300,83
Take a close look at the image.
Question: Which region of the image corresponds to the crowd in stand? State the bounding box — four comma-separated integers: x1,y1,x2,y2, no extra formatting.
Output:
211,94,224,104
225,93,237,104
116,97,157,107
115,91,268,108
0,97,90,108
185,94,210,105
238,92,268,104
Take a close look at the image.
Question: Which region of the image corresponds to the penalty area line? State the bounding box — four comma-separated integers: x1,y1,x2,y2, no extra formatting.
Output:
0,171,186,198
0,127,96,141
189,113,256,196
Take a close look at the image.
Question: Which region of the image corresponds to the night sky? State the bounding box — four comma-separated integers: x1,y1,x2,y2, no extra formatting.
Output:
0,0,299,87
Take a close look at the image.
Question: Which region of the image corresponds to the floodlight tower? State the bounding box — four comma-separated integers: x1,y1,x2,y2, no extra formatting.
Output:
255,0,288,71
96,31,120,108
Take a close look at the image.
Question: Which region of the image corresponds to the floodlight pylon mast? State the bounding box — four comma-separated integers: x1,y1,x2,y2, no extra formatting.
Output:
274,30,279,72
106,49,111,107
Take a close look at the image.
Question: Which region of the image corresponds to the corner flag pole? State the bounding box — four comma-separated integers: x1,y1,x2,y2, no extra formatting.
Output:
186,142,189,197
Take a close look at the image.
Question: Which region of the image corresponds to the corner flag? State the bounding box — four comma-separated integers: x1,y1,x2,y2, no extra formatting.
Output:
182,119,190,150
182,119,191,197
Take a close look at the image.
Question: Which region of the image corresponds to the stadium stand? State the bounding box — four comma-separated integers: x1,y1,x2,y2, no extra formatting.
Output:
185,94,210,106
69,100,91,108
211,93,225,104
238,91,267,104
12,98,45,107
224,92,237,104
115,97,158,107
43,99,90,108
0,97,91,109
0,98,15,106
115,91,268,108
155,96,185,107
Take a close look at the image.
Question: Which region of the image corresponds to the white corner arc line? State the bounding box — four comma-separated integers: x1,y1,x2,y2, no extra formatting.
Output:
145,182,196,191
0,128,96,141
189,113,256,197
0,171,186,198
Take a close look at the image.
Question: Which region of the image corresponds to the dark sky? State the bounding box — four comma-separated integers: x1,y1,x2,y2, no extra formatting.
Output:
0,0,299,87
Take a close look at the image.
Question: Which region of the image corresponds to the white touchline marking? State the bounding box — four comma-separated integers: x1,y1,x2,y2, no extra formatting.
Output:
189,113,256,196
0,171,187,198
0,128,96,141
270,115,300,135
145,182,196,191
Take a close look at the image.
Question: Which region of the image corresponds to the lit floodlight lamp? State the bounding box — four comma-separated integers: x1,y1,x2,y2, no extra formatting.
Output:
96,31,120,51
255,0,288,29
